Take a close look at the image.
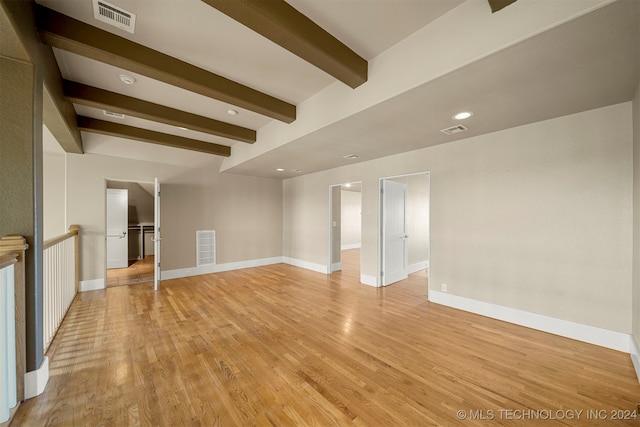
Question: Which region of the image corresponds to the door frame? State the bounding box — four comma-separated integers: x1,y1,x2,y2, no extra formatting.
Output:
104,178,158,287
378,171,430,289
328,181,362,274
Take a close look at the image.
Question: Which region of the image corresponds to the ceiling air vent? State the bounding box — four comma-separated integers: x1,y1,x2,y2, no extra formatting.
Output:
440,124,469,135
103,110,125,119
93,0,136,33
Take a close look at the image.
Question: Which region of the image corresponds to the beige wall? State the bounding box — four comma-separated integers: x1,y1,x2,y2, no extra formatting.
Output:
67,153,283,281
283,103,633,333
341,190,361,248
67,153,188,281
633,83,640,346
43,151,66,240
160,158,283,271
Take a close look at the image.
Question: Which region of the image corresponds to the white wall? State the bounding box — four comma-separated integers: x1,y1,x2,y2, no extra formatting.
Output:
283,103,633,334
341,190,361,249
43,152,66,240
43,125,67,240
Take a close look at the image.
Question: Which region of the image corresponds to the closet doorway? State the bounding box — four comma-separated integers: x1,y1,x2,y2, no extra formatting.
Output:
105,179,156,287
329,181,362,281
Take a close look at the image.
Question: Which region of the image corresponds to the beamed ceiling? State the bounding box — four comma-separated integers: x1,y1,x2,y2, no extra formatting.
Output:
1,0,639,178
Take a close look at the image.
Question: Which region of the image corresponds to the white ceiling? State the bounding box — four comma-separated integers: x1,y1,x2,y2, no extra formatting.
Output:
40,0,639,179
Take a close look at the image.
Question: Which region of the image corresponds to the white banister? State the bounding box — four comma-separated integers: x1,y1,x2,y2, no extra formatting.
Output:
0,253,18,423
43,225,80,354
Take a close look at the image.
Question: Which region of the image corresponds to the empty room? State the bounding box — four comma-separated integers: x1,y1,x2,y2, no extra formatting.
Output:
1,0,640,425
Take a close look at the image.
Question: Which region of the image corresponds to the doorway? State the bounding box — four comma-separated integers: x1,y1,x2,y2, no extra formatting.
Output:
105,179,157,288
379,172,430,288
329,182,362,280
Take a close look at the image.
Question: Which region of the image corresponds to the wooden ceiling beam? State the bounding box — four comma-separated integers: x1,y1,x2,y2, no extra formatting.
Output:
77,116,231,157
487,0,518,13
35,4,296,123
202,0,368,89
64,81,256,144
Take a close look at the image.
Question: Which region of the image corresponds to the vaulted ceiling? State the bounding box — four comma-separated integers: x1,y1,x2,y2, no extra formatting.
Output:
3,0,639,178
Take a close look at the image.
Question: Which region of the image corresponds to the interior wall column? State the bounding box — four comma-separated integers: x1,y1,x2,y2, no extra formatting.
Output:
0,55,45,374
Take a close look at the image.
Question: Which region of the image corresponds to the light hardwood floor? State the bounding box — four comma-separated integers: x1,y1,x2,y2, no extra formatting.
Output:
13,250,640,426
106,256,155,288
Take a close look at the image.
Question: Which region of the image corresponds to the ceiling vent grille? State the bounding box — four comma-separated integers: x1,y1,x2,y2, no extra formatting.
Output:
440,124,469,135
93,0,136,33
196,230,216,267
103,110,125,119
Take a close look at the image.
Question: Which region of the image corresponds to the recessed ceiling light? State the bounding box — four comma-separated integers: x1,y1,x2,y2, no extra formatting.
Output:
453,111,473,120
276,168,285,172
227,109,238,116
119,74,136,85
345,183,351,188
291,169,302,173
343,154,360,160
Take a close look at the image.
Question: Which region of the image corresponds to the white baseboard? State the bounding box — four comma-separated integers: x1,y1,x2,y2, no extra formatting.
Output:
408,261,428,274
360,274,378,287
24,356,49,399
79,278,105,292
429,290,631,353
631,335,640,382
341,243,361,250
331,262,342,272
162,257,283,280
282,257,328,274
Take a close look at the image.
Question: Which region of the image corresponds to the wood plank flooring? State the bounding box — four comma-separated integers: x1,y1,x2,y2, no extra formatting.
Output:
13,250,640,426
106,256,154,288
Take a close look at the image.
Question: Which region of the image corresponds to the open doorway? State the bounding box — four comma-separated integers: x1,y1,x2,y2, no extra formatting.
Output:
379,172,430,288
329,182,362,281
105,179,156,287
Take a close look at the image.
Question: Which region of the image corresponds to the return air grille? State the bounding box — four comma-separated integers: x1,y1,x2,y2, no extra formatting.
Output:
440,124,469,135
93,0,136,33
103,110,125,119
196,230,216,267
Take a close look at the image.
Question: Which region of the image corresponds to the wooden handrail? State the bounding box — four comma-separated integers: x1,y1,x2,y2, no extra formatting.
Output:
0,252,18,271
0,236,28,254
43,224,80,250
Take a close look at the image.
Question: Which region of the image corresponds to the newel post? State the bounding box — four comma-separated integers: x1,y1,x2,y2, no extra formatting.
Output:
68,225,80,293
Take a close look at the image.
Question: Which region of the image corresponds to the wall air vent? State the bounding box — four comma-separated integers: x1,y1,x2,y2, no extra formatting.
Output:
440,124,469,135
103,110,125,119
93,0,136,33
196,230,216,267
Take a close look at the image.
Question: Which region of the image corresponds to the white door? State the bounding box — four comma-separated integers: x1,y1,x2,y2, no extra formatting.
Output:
382,180,408,286
106,189,128,269
153,178,161,291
